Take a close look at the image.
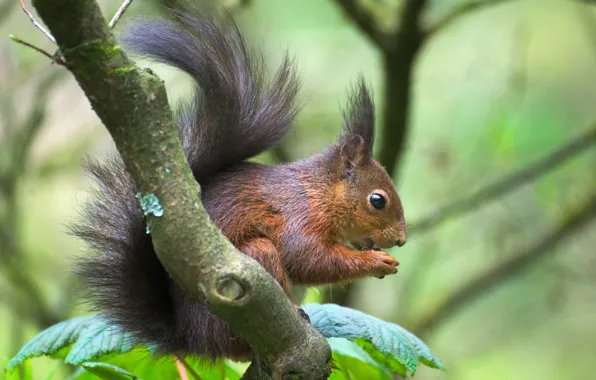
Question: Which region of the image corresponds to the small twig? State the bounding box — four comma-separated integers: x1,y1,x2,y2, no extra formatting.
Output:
108,0,133,29
176,357,202,380
413,192,596,337
175,359,189,380
410,125,596,234
9,34,69,67
9,34,54,60
19,0,55,44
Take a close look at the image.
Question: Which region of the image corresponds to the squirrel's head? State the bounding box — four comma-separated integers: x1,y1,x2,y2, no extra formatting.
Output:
329,78,407,250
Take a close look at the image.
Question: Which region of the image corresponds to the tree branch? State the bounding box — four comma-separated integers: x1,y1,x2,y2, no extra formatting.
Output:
409,125,596,234
413,192,596,337
377,0,426,177
425,0,514,37
108,0,133,29
325,0,427,306
332,0,391,49
19,0,56,44
333,0,521,178
31,1,330,378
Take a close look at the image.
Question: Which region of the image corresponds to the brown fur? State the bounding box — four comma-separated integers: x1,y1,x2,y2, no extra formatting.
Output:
74,5,406,362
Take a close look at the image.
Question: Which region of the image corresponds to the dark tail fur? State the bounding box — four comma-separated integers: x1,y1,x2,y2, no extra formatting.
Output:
72,5,300,357
120,5,300,181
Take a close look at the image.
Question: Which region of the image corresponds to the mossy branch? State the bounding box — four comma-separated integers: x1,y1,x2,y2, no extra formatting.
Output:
30,1,330,378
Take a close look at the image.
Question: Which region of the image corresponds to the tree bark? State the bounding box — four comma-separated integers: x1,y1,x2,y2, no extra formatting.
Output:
31,1,331,378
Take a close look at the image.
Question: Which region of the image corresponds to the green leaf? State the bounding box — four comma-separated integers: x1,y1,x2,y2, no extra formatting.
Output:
64,317,136,365
328,338,382,369
223,359,248,379
5,315,138,373
80,362,141,380
181,357,244,380
8,307,441,379
303,303,445,377
68,348,177,380
328,338,391,380
6,316,94,371
302,287,323,304
3,356,33,380
7,314,245,380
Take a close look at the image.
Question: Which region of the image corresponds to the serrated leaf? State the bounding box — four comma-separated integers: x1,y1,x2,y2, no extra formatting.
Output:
8,314,244,380
65,317,136,365
6,316,94,371
68,367,87,380
303,303,445,377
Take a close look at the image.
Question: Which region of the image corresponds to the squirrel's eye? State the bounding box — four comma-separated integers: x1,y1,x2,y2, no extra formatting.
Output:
369,193,386,210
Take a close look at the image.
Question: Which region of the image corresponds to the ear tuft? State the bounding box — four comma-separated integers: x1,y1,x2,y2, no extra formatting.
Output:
340,76,375,157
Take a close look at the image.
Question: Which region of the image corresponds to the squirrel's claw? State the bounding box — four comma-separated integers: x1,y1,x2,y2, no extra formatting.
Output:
293,304,311,324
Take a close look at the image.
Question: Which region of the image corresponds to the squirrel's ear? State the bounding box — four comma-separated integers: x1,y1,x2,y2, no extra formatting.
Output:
340,135,366,171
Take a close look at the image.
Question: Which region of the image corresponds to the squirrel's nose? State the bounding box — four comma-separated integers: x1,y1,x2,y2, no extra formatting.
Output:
395,239,406,247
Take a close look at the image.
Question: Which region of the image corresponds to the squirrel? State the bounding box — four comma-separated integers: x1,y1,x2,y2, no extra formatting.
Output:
72,4,407,362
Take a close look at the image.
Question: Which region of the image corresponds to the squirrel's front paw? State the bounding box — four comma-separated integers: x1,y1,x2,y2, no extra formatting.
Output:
369,251,399,279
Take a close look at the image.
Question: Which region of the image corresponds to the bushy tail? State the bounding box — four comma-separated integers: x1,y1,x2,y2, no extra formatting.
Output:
120,5,301,181
72,155,181,350
72,5,300,355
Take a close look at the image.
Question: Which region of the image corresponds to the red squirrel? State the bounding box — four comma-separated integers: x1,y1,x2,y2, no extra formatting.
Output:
72,5,406,362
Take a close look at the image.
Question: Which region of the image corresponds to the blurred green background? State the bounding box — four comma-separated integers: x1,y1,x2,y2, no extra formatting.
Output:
1,0,595,379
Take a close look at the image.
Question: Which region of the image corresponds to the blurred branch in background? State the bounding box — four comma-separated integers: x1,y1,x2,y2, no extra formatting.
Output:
409,126,596,234
328,0,515,307
425,0,510,37
404,4,596,337
413,192,596,338
0,1,131,353
333,0,424,177
0,53,71,350
332,0,393,48
334,0,512,177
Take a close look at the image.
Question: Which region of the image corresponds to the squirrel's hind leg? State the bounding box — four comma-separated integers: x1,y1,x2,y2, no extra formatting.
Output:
239,238,310,324
238,238,292,296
